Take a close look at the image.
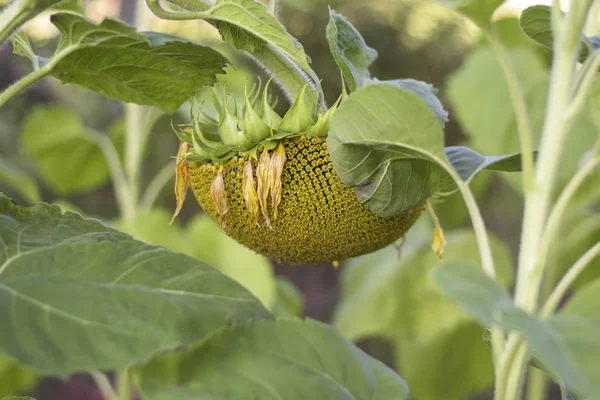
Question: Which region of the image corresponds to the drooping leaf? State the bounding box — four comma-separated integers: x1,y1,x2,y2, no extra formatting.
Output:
0,353,39,398
0,158,40,204
436,0,504,30
519,5,599,62
137,319,409,400
326,9,378,92
0,195,270,376
20,106,111,195
10,13,228,113
328,84,525,217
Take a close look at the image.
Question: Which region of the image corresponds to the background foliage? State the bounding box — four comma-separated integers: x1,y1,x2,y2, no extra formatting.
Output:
1,0,599,399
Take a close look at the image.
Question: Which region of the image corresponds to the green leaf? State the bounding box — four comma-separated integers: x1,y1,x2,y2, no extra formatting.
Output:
326,9,378,92
185,215,277,309
164,0,322,111
328,84,521,217
10,31,39,70
272,277,304,318
137,319,409,400
0,158,40,204
432,261,600,398
519,6,598,62
437,0,504,30
327,84,453,217
11,13,228,113
0,353,39,398
20,106,110,195
1,397,36,400
0,195,270,375
366,79,449,126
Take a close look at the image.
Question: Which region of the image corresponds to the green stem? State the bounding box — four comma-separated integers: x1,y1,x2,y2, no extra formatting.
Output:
504,343,530,400
0,62,51,110
540,242,600,318
117,370,131,400
567,50,600,120
90,371,118,400
0,0,37,44
140,160,176,213
514,0,593,315
489,34,535,192
535,146,600,277
494,334,522,400
85,129,132,220
525,367,548,400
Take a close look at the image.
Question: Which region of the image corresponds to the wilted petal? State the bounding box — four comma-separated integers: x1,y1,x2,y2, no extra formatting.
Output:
242,161,261,226
211,170,229,231
256,148,272,228
270,142,286,220
170,140,192,224
426,200,446,259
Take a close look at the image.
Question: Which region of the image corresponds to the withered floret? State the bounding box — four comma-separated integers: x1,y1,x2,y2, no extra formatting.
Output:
189,136,424,265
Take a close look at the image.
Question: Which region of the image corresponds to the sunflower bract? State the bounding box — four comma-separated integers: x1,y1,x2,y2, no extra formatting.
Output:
189,136,424,265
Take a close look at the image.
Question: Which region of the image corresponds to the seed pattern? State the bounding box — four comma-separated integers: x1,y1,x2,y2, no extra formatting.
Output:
189,136,424,265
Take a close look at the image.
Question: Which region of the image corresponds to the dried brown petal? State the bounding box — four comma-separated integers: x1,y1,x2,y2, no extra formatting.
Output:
211,169,228,231
270,142,286,220
242,161,261,226
426,200,446,259
256,148,272,228
170,140,192,224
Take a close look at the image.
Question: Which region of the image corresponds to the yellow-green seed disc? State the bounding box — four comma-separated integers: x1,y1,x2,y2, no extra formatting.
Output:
189,136,424,265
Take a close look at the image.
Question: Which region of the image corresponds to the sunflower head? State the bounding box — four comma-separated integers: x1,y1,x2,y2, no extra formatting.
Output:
172,80,425,265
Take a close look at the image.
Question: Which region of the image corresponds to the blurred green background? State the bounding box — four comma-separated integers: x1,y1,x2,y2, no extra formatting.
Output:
1,0,599,399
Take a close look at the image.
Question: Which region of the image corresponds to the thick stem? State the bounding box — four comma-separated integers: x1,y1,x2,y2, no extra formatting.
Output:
116,370,131,400
514,0,593,315
525,367,548,400
503,343,530,400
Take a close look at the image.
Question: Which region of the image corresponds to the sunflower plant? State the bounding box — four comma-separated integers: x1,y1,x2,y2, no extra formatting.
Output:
0,0,599,400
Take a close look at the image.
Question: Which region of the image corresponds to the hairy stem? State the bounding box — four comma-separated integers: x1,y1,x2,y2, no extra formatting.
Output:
0,0,38,44
140,160,176,213
0,62,51,109
514,0,593,315
540,242,600,318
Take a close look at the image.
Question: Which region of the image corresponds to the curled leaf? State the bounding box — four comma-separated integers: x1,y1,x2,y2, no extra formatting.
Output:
270,142,287,220
257,148,272,228
171,140,192,224
242,161,261,226
211,169,228,231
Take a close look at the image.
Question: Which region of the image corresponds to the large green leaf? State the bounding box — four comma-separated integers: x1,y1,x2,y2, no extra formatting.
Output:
432,261,600,398
0,353,38,398
0,195,269,375
11,13,228,113
519,5,600,62
161,0,322,110
0,158,40,204
137,318,409,400
326,9,377,92
328,84,526,217
334,223,514,400
436,0,504,30
20,106,110,195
